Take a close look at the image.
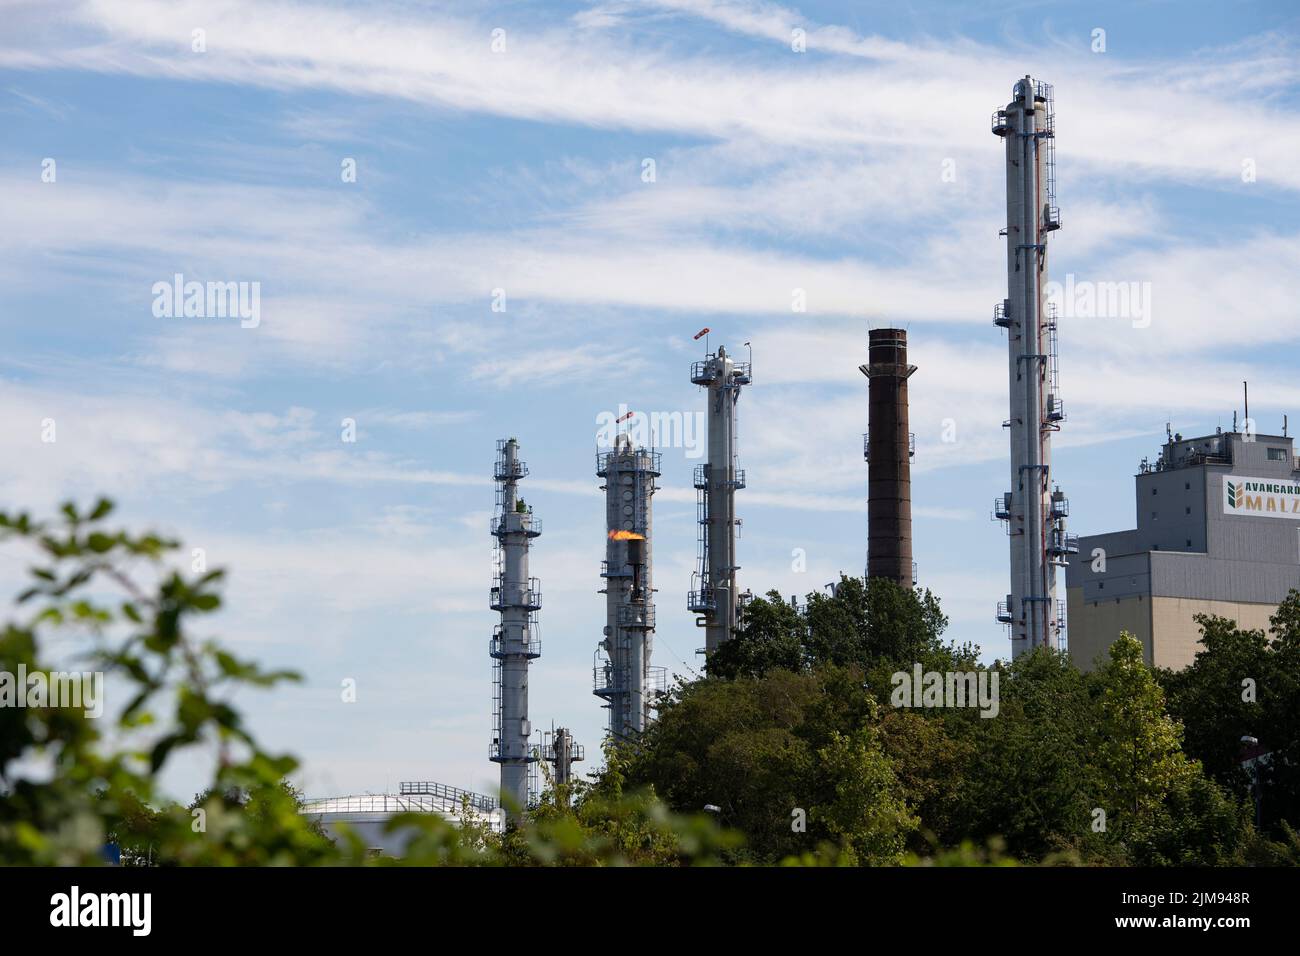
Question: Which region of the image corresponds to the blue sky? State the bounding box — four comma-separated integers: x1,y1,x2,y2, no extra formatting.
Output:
2,0,1298,802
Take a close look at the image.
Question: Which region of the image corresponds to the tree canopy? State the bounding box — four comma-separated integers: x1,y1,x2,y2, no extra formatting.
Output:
625,577,1277,865
2,502,1296,866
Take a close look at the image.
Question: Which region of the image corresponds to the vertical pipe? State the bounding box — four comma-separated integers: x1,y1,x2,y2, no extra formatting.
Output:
708,347,736,651
626,535,648,736
600,447,622,736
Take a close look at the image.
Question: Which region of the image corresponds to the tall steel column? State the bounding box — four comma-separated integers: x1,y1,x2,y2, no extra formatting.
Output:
594,436,662,741
991,77,1075,657
489,438,541,817
688,345,752,653
861,328,917,587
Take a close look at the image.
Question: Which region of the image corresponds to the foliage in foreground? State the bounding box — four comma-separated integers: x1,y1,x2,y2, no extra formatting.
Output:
0,500,741,866
1,503,1296,866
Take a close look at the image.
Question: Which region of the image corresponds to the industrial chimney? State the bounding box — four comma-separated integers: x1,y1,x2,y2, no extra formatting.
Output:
860,328,916,587
990,76,1076,656
489,438,541,818
594,434,664,741
688,344,752,653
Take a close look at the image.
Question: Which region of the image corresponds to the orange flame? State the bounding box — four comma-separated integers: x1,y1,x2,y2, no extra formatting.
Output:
608,530,646,541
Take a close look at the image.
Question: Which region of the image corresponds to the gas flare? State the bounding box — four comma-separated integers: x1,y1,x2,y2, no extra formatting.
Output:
608,530,645,541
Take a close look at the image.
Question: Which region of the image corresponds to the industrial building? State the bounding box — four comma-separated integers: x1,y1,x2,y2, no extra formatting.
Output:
861,328,917,587
990,75,1075,657
1065,427,1300,670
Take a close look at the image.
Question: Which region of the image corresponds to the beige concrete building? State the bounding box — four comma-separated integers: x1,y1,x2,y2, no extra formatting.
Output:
1066,429,1300,671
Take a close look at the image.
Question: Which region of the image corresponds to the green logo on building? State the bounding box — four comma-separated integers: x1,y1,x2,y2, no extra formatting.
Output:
1223,475,1300,519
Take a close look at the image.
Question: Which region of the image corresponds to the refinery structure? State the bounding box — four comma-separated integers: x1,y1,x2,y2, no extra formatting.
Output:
991,75,1076,657
688,344,753,653
301,74,1299,843
594,436,665,741
488,438,542,816
540,727,584,796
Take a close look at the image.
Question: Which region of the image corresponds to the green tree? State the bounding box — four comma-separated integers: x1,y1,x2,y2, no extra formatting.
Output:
1093,634,1192,832
709,576,970,688
1160,614,1269,793
805,575,952,672
706,590,805,679
810,727,917,865
877,708,972,850
951,649,1105,861
1163,591,1300,836
0,500,322,865
1090,632,1249,863
624,666,915,863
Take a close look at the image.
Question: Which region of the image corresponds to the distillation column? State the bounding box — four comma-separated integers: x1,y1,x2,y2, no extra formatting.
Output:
542,726,584,805
861,329,917,586
489,438,541,816
594,436,662,741
688,345,752,653
991,76,1075,657
551,727,575,786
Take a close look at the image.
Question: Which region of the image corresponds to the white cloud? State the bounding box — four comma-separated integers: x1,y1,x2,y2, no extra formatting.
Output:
355,409,480,429
469,344,646,387
0,0,1295,190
